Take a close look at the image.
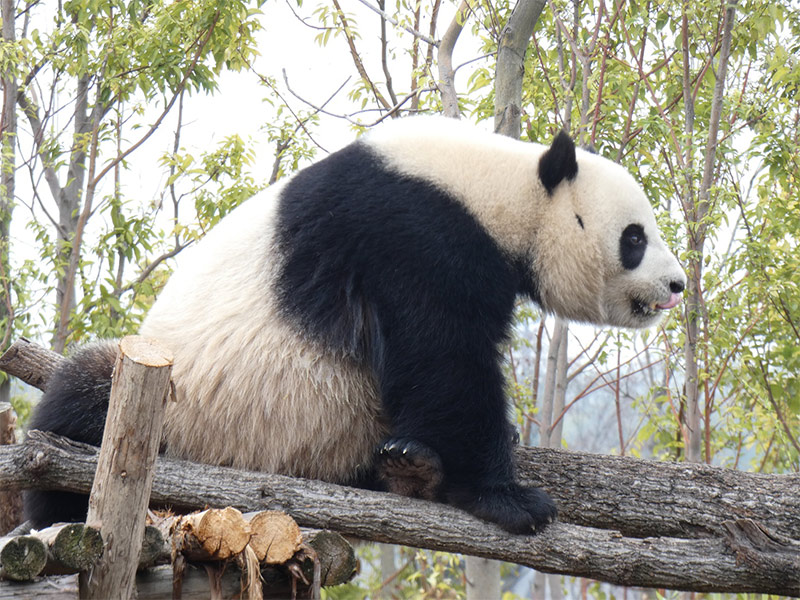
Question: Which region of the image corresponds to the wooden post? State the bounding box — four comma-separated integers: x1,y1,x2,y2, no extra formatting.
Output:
81,336,173,600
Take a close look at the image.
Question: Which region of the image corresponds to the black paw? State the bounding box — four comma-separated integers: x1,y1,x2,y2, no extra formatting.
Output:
448,482,557,534
376,437,444,500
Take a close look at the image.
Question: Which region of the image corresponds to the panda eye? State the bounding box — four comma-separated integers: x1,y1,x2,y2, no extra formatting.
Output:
623,224,646,246
620,224,647,270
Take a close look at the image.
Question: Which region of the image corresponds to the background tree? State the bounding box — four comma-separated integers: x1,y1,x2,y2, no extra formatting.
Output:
1,0,798,596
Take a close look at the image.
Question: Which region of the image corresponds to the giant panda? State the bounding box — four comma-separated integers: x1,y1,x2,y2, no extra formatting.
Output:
26,116,686,534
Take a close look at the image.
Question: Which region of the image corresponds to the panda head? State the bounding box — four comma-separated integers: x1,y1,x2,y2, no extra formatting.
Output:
532,131,686,329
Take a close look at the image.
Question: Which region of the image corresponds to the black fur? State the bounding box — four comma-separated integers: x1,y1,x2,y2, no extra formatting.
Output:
620,223,647,270
538,131,578,195
376,437,444,500
276,143,556,533
24,341,118,527
27,137,558,534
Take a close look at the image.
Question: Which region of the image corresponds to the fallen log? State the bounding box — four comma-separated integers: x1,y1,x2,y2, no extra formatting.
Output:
0,511,355,593
0,338,61,390
2,338,800,594
1,431,798,595
3,337,798,540
37,523,103,575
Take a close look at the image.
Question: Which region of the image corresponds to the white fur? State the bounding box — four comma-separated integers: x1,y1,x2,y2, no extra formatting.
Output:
140,183,384,480
366,117,685,327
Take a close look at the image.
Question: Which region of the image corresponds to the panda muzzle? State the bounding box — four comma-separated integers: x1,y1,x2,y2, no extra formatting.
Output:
654,292,682,311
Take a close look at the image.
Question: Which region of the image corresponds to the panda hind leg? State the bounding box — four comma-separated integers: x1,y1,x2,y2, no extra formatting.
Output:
376,437,444,501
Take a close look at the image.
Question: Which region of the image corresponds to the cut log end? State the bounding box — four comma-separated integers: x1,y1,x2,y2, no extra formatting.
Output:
184,507,250,560
51,523,104,572
0,536,47,581
118,336,173,368
307,531,358,586
248,510,303,564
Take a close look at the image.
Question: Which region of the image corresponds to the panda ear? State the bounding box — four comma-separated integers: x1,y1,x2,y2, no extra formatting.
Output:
538,130,578,195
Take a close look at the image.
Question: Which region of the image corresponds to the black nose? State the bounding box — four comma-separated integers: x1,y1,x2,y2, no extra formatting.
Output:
670,280,685,294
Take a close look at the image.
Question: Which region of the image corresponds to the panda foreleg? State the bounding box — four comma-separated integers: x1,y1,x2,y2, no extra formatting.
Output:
376,437,444,500
24,340,118,527
379,354,557,534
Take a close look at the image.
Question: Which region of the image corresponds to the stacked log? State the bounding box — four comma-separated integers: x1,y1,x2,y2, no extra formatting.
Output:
0,509,356,598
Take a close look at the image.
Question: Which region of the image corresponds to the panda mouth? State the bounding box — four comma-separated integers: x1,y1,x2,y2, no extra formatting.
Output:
631,293,682,318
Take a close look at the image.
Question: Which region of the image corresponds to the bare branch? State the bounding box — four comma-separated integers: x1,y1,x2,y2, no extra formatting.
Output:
331,0,393,113
354,0,438,46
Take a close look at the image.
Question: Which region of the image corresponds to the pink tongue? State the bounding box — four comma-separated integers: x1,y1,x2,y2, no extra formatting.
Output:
656,293,682,310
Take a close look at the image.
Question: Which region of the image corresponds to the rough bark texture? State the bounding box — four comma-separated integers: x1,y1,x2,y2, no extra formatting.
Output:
1,339,799,593
493,0,547,137
437,0,470,119
0,403,21,534
1,431,798,594
0,338,63,391
81,336,173,600
514,445,800,539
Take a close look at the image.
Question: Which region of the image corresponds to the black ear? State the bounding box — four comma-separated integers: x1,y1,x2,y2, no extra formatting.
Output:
538,130,578,195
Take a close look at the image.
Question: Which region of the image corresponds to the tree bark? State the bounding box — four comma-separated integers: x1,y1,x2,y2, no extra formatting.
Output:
81,336,173,600
0,403,21,534
2,339,799,592
0,0,18,450
438,1,471,119
2,431,798,594
493,0,547,137
0,338,63,390
683,0,737,465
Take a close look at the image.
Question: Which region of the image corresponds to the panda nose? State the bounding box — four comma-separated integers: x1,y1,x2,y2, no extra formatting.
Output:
669,280,685,294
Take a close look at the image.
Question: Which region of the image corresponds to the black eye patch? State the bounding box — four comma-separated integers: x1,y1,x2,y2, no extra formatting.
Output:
620,223,647,270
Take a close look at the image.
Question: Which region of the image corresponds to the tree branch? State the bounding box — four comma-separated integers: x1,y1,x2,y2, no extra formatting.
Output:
2,340,800,592
438,0,470,118
494,0,547,137
354,0,438,46
331,0,393,113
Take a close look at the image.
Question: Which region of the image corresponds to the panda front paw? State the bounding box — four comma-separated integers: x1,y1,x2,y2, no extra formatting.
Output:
376,437,444,500
449,482,557,534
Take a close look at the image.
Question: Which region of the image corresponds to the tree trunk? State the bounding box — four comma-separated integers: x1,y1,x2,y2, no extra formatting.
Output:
438,1,470,119
493,0,547,137
682,0,737,465
0,0,17,419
